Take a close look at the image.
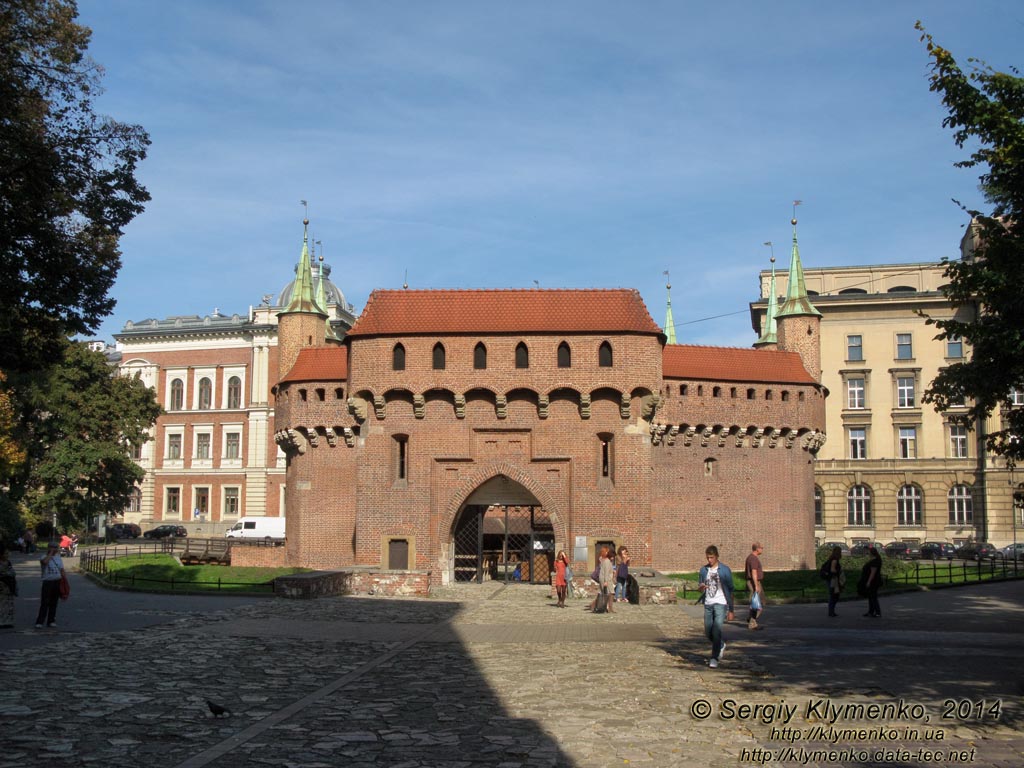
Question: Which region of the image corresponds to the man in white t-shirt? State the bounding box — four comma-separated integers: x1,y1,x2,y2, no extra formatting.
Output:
698,545,735,668
35,541,65,628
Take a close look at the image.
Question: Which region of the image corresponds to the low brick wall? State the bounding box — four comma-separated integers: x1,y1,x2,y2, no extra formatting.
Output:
555,577,679,605
230,544,288,568
274,569,431,599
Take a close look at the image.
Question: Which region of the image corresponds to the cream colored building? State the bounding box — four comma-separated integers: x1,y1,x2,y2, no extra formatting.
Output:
751,244,1020,549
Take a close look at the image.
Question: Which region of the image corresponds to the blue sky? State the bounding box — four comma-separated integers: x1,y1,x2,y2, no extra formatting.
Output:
78,1,1023,347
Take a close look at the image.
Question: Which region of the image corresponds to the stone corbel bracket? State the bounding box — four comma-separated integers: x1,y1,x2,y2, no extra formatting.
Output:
579,393,591,420
495,395,507,420
373,395,387,420
413,394,425,419
454,394,466,419
538,395,549,420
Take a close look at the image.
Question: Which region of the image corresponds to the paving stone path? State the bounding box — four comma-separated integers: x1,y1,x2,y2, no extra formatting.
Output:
1,573,1022,767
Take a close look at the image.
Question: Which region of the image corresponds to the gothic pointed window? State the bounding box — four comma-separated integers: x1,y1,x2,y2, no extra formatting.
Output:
393,343,406,371
474,342,487,370
432,342,446,370
557,342,571,368
515,342,529,369
598,341,613,367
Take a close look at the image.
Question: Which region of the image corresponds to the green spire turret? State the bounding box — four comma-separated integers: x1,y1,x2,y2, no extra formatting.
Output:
664,272,677,344
754,256,779,346
776,215,821,319
283,218,326,316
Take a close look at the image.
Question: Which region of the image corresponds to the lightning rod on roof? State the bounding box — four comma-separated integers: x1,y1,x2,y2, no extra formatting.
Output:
403,269,408,290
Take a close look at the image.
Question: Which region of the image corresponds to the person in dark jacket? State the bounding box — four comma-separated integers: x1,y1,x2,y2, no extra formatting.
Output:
862,547,883,618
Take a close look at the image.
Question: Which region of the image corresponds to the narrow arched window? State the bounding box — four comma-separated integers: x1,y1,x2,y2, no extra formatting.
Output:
198,377,212,410
393,343,406,371
897,485,923,526
474,342,487,370
515,342,529,369
557,342,571,368
227,376,242,409
814,486,823,526
170,378,184,410
432,342,446,370
598,341,613,367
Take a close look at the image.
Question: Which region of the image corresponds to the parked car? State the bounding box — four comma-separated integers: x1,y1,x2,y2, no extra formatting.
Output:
819,541,851,556
883,541,921,560
143,524,187,539
957,542,999,561
109,523,141,539
920,541,957,560
850,541,884,557
999,543,1024,561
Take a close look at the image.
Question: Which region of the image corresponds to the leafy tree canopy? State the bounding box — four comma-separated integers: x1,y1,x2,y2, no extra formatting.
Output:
0,0,150,373
917,23,1024,464
11,341,161,531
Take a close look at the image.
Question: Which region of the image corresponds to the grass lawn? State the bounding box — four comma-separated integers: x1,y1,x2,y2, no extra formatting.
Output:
94,554,309,594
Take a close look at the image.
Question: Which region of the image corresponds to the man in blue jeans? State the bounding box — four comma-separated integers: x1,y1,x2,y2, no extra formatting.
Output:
698,545,734,668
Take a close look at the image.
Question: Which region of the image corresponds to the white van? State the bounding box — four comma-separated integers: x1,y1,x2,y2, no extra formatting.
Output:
225,516,286,540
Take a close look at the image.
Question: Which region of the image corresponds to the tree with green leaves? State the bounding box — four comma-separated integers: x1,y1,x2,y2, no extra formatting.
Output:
11,341,161,531
0,0,150,374
917,23,1024,464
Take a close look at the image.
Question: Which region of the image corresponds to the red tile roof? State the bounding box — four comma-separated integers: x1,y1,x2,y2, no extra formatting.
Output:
663,344,816,385
346,289,663,337
279,346,348,385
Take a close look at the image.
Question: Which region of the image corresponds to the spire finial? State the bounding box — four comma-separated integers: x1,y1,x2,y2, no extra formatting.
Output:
663,269,676,344
776,202,821,319
282,209,326,317
754,243,779,347
301,199,309,226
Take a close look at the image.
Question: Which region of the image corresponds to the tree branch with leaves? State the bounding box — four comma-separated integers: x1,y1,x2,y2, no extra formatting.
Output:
916,22,1024,463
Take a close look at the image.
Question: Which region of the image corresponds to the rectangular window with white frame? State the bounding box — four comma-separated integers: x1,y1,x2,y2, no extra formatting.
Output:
849,428,867,460
946,335,963,359
847,378,865,409
223,486,240,518
192,427,213,468
897,377,916,408
895,333,913,360
164,428,184,467
196,432,211,459
1009,388,1024,407
165,486,181,519
950,425,969,458
225,431,241,460
898,426,917,459
847,335,863,362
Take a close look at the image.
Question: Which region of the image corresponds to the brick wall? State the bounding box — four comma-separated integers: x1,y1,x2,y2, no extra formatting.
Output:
273,328,824,581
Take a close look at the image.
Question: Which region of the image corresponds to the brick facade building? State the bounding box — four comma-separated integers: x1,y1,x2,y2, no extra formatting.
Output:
265,223,826,581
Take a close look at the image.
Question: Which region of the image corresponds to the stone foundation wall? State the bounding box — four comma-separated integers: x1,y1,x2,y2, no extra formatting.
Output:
556,577,678,605
274,569,431,599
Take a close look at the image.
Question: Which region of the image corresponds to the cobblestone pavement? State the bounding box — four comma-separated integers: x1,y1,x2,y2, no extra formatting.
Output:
1,570,1022,768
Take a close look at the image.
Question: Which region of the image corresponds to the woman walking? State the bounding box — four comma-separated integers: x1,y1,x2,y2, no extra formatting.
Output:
553,550,570,608
614,546,630,603
825,546,843,617
35,541,65,628
861,546,883,618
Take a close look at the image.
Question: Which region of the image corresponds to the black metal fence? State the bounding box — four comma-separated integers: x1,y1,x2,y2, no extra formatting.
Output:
80,543,276,593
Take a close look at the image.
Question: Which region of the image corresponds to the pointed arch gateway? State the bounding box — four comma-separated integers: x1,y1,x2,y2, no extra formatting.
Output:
448,469,564,584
